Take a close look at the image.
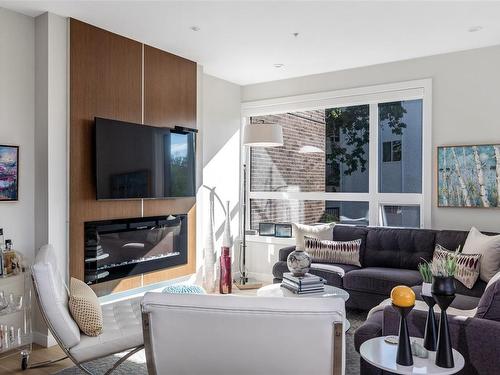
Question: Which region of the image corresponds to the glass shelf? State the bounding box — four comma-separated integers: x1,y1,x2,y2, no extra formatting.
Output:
0,270,32,366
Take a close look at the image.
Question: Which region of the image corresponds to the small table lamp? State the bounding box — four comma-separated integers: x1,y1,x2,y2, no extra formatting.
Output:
235,122,283,289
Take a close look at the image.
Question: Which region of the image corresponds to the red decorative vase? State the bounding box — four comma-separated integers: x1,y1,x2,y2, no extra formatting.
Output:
219,247,232,294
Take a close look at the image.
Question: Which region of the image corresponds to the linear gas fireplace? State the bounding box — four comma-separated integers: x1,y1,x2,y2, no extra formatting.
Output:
84,215,188,285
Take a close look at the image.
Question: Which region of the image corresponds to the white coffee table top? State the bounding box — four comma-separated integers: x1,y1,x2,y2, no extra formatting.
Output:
360,337,465,375
257,283,349,301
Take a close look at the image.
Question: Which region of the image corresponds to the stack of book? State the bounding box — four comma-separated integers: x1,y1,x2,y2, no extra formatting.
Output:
281,272,326,294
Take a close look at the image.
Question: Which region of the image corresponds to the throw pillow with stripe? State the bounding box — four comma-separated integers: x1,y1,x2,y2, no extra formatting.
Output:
304,236,362,267
433,245,481,289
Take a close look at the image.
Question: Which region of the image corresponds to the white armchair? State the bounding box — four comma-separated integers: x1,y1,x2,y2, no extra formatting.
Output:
31,244,144,374
141,292,345,375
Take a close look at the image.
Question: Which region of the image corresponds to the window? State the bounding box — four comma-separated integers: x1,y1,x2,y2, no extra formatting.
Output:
243,80,431,230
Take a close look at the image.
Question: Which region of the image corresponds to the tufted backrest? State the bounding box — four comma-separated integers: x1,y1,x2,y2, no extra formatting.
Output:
32,244,81,348
142,293,345,375
363,227,437,269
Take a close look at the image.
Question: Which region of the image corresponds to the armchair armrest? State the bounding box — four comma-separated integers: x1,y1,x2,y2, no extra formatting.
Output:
382,305,500,375
278,246,296,262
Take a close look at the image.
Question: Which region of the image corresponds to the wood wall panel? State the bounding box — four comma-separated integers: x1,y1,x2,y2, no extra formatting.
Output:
144,45,197,128
70,19,197,293
70,19,143,281
142,44,197,285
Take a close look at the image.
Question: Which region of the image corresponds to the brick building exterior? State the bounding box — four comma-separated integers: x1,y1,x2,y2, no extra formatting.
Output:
249,110,326,229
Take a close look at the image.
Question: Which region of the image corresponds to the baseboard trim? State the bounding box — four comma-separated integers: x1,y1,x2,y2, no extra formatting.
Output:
33,330,57,348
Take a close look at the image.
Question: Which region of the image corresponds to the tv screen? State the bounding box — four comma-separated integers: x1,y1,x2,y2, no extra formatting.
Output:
95,117,196,200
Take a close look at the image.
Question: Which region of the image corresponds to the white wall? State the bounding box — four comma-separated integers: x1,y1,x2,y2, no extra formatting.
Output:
242,45,500,233
0,8,35,263
198,73,241,280
33,12,68,347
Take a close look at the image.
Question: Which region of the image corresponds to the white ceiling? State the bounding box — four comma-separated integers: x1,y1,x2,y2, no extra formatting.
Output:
2,1,500,85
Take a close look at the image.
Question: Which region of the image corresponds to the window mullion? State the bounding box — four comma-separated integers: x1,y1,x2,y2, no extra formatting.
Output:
368,103,379,226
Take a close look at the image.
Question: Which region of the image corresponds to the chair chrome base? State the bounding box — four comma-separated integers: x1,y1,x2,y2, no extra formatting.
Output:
31,274,144,375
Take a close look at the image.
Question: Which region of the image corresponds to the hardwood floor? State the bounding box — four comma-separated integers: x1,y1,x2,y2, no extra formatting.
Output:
0,344,73,374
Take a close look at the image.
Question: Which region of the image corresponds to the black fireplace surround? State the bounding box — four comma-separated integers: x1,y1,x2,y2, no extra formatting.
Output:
84,215,188,285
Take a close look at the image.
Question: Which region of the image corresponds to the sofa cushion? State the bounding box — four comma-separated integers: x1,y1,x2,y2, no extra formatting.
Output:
364,228,436,269
463,227,500,282
411,285,480,310
476,279,500,321
344,267,422,296
304,237,362,267
331,225,368,266
292,223,335,250
435,230,469,252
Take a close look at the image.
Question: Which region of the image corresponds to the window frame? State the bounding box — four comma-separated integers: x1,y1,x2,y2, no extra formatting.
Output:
241,79,432,230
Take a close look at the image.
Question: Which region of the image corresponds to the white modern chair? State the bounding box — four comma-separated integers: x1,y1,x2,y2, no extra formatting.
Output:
31,244,144,374
141,292,346,375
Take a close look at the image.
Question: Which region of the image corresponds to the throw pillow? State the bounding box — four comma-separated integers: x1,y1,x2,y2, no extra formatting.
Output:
433,245,481,289
293,223,335,251
304,236,362,267
462,227,500,282
476,278,500,322
68,277,103,337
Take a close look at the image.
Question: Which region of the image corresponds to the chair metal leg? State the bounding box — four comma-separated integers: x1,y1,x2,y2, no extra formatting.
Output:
28,355,69,369
103,346,144,375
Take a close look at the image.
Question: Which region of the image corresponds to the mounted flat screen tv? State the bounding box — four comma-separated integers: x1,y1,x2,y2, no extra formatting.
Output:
95,117,196,200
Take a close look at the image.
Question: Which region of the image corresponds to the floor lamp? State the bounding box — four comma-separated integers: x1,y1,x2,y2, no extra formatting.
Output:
235,122,283,289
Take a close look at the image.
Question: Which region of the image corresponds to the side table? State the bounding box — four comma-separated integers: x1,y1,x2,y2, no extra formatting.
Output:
360,336,464,375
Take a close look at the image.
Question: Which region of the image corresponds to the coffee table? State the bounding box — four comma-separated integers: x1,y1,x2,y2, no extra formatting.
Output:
360,337,465,375
257,283,349,300
257,284,350,330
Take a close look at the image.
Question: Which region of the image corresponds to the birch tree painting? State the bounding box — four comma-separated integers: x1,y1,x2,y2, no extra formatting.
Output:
438,145,500,207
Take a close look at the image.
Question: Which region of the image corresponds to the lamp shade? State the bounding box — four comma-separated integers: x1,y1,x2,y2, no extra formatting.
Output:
243,123,283,147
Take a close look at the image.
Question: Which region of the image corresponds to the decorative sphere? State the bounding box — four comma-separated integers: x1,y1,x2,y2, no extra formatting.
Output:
390,285,416,307
287,249,311,277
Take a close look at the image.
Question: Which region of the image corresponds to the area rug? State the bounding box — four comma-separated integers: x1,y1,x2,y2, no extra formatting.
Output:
56,309,368,375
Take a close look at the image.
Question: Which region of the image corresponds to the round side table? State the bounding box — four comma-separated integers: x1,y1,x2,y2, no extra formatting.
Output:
360,336,465,375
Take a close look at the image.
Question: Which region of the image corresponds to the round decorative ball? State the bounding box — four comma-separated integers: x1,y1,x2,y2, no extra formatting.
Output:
390,285,416,307
287,249,311,277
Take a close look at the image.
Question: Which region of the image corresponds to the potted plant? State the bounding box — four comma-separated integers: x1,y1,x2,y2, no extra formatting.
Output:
418,262,433,297
430,252,458,296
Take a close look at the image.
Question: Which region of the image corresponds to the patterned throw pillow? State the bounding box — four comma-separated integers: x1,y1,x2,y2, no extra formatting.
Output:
433,245,481,289
304,236,362,267
68,277,103,337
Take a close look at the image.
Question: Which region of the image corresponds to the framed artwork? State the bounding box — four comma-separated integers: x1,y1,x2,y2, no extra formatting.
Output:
437,144,500,208
275,223,292,238
0,145,19,201
258,223,275,236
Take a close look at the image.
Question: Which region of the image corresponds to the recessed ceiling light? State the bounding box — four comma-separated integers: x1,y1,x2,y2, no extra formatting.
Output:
468,26,483,33
273,63,284,68
190,26,200,32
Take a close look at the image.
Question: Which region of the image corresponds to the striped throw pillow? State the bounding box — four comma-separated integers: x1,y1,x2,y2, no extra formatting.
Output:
304,236,362,267
433,245,481,289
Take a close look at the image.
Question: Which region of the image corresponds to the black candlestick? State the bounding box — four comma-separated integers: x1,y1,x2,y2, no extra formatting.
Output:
392,304,414,366
433,294,455,368
421,294,438,351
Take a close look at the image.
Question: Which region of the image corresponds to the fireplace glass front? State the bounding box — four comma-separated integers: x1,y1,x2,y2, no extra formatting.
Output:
84,215,188,284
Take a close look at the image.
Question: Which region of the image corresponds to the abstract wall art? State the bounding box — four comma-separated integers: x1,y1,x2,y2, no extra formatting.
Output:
0,145,19,201
438,144,500,208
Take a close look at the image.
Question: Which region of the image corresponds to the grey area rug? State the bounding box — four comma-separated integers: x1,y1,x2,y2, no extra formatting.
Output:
56,309,368,375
